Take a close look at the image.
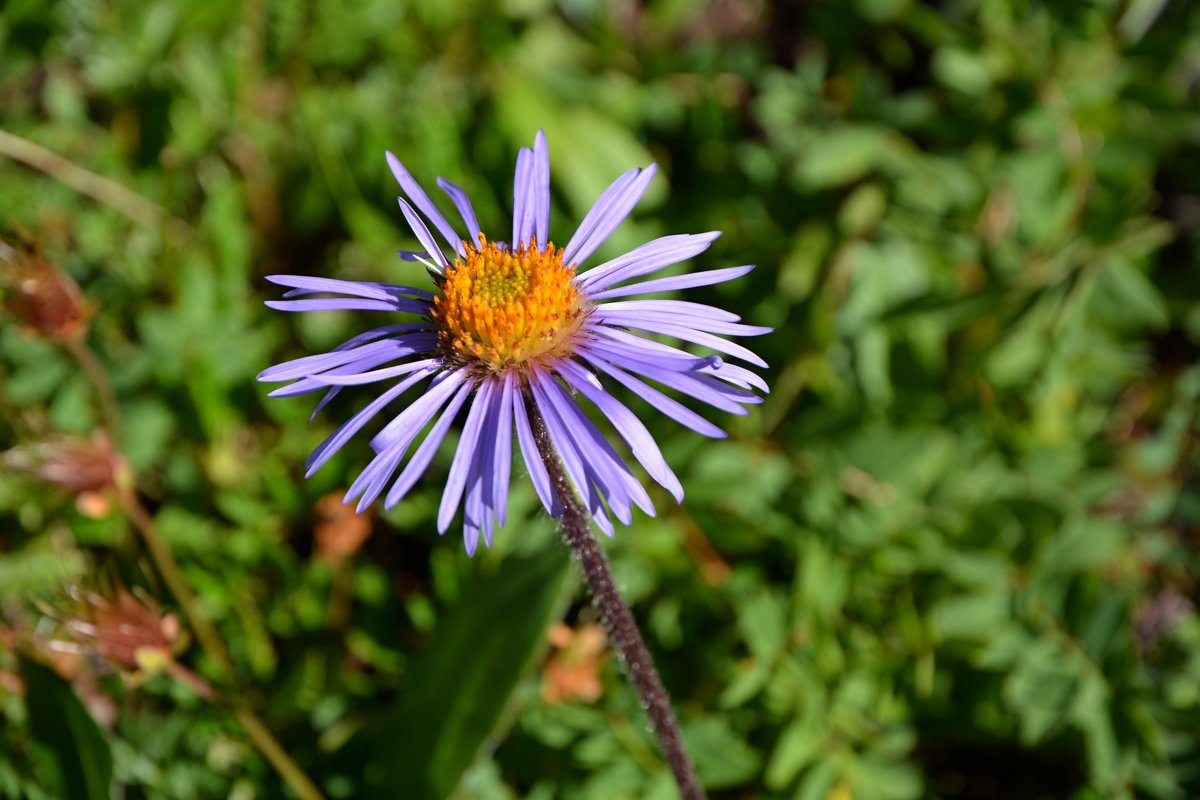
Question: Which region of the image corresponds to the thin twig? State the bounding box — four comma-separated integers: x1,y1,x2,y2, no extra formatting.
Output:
233,708,324,800
527,398,706,800
116,488,235,678
65,338,124,447
0,129,166,227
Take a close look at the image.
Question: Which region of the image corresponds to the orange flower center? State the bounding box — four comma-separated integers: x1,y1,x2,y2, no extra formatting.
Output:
431,237,587,372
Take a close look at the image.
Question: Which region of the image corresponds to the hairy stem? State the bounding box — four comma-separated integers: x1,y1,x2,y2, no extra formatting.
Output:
0,129,166,227
527,400,706,800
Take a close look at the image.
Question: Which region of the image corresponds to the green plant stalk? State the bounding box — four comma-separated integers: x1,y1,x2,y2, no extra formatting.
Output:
66,339,124,450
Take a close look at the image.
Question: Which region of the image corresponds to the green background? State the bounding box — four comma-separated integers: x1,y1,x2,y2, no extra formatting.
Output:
3,0,1200,798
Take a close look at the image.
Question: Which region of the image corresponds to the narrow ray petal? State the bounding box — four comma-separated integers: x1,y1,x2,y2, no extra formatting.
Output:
384,380,474,509
463,458,484,556
597,299,742,323
514,386,563,517
564,165,657,267
529,370,637,523
541,373,655,517
581,353,727,438
386,151,464,253
349,371,469,510
266,275,435,301
311,356,441,386
527,373,606,514
532,130,550,248
437,379,494,533
701,361,770,394
269,346,425,397
557,359,683,502
305,367,435,476
598,308,772,337
258,336,433,383
577,231,720,291
437,177,482,246
512,148,535,249
397,198,450,271
580,335,722,373
586,265,756,300
596,357,757,414
371,370,467,451
266,298,427,314
591,316,768,367
493,371,516,526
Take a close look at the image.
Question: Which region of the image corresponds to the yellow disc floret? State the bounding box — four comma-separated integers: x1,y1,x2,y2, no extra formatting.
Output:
431,236,587,373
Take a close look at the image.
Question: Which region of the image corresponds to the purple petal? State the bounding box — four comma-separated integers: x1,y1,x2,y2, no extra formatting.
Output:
577,232,720,292
474,380,500,537
386,151,464,254
437,177,482,247
526,372,602,512
538,372,654,519
266,298,428,314
556,359,683,502
269,345,426,397
258,336,432,383
310,389,339,422
311,356,441,386
492,371,516,526
349,371,469,510
328,323,435,351
267,274,434,301
533,131,550,248
383,379,475,509
701,361,770,394
563,165,658,267
305,367,435,476
579,335,721,373
348,447,408,513
397,198,450,270
437,379,494,533
591,316,768,368
371,369,467,451
581,353,727,438
596,299,742,323
586,265,756,301
512,148,535,249
596,356,756,414
463,457,484,556
513,385,563,518
597,308,771,338
528,370,639,524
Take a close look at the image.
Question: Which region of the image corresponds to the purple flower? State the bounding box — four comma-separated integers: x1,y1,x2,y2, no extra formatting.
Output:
259,131,769,554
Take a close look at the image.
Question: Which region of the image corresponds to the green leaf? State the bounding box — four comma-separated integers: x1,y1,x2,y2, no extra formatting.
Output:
683,716,762,790
19,656,113,800
362,545,573,799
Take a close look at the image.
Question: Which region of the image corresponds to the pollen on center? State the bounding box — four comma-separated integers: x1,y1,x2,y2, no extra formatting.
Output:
431,236,587,372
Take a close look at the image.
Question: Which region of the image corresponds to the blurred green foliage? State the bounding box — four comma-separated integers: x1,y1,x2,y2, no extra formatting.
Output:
2,0,1200,798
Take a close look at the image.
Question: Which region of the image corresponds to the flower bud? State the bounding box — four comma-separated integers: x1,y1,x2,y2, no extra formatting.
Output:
62,587,181,675
0,239,90,342
3,432,129,514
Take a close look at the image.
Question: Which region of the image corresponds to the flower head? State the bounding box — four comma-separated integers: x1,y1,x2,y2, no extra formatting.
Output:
260,132,768,553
